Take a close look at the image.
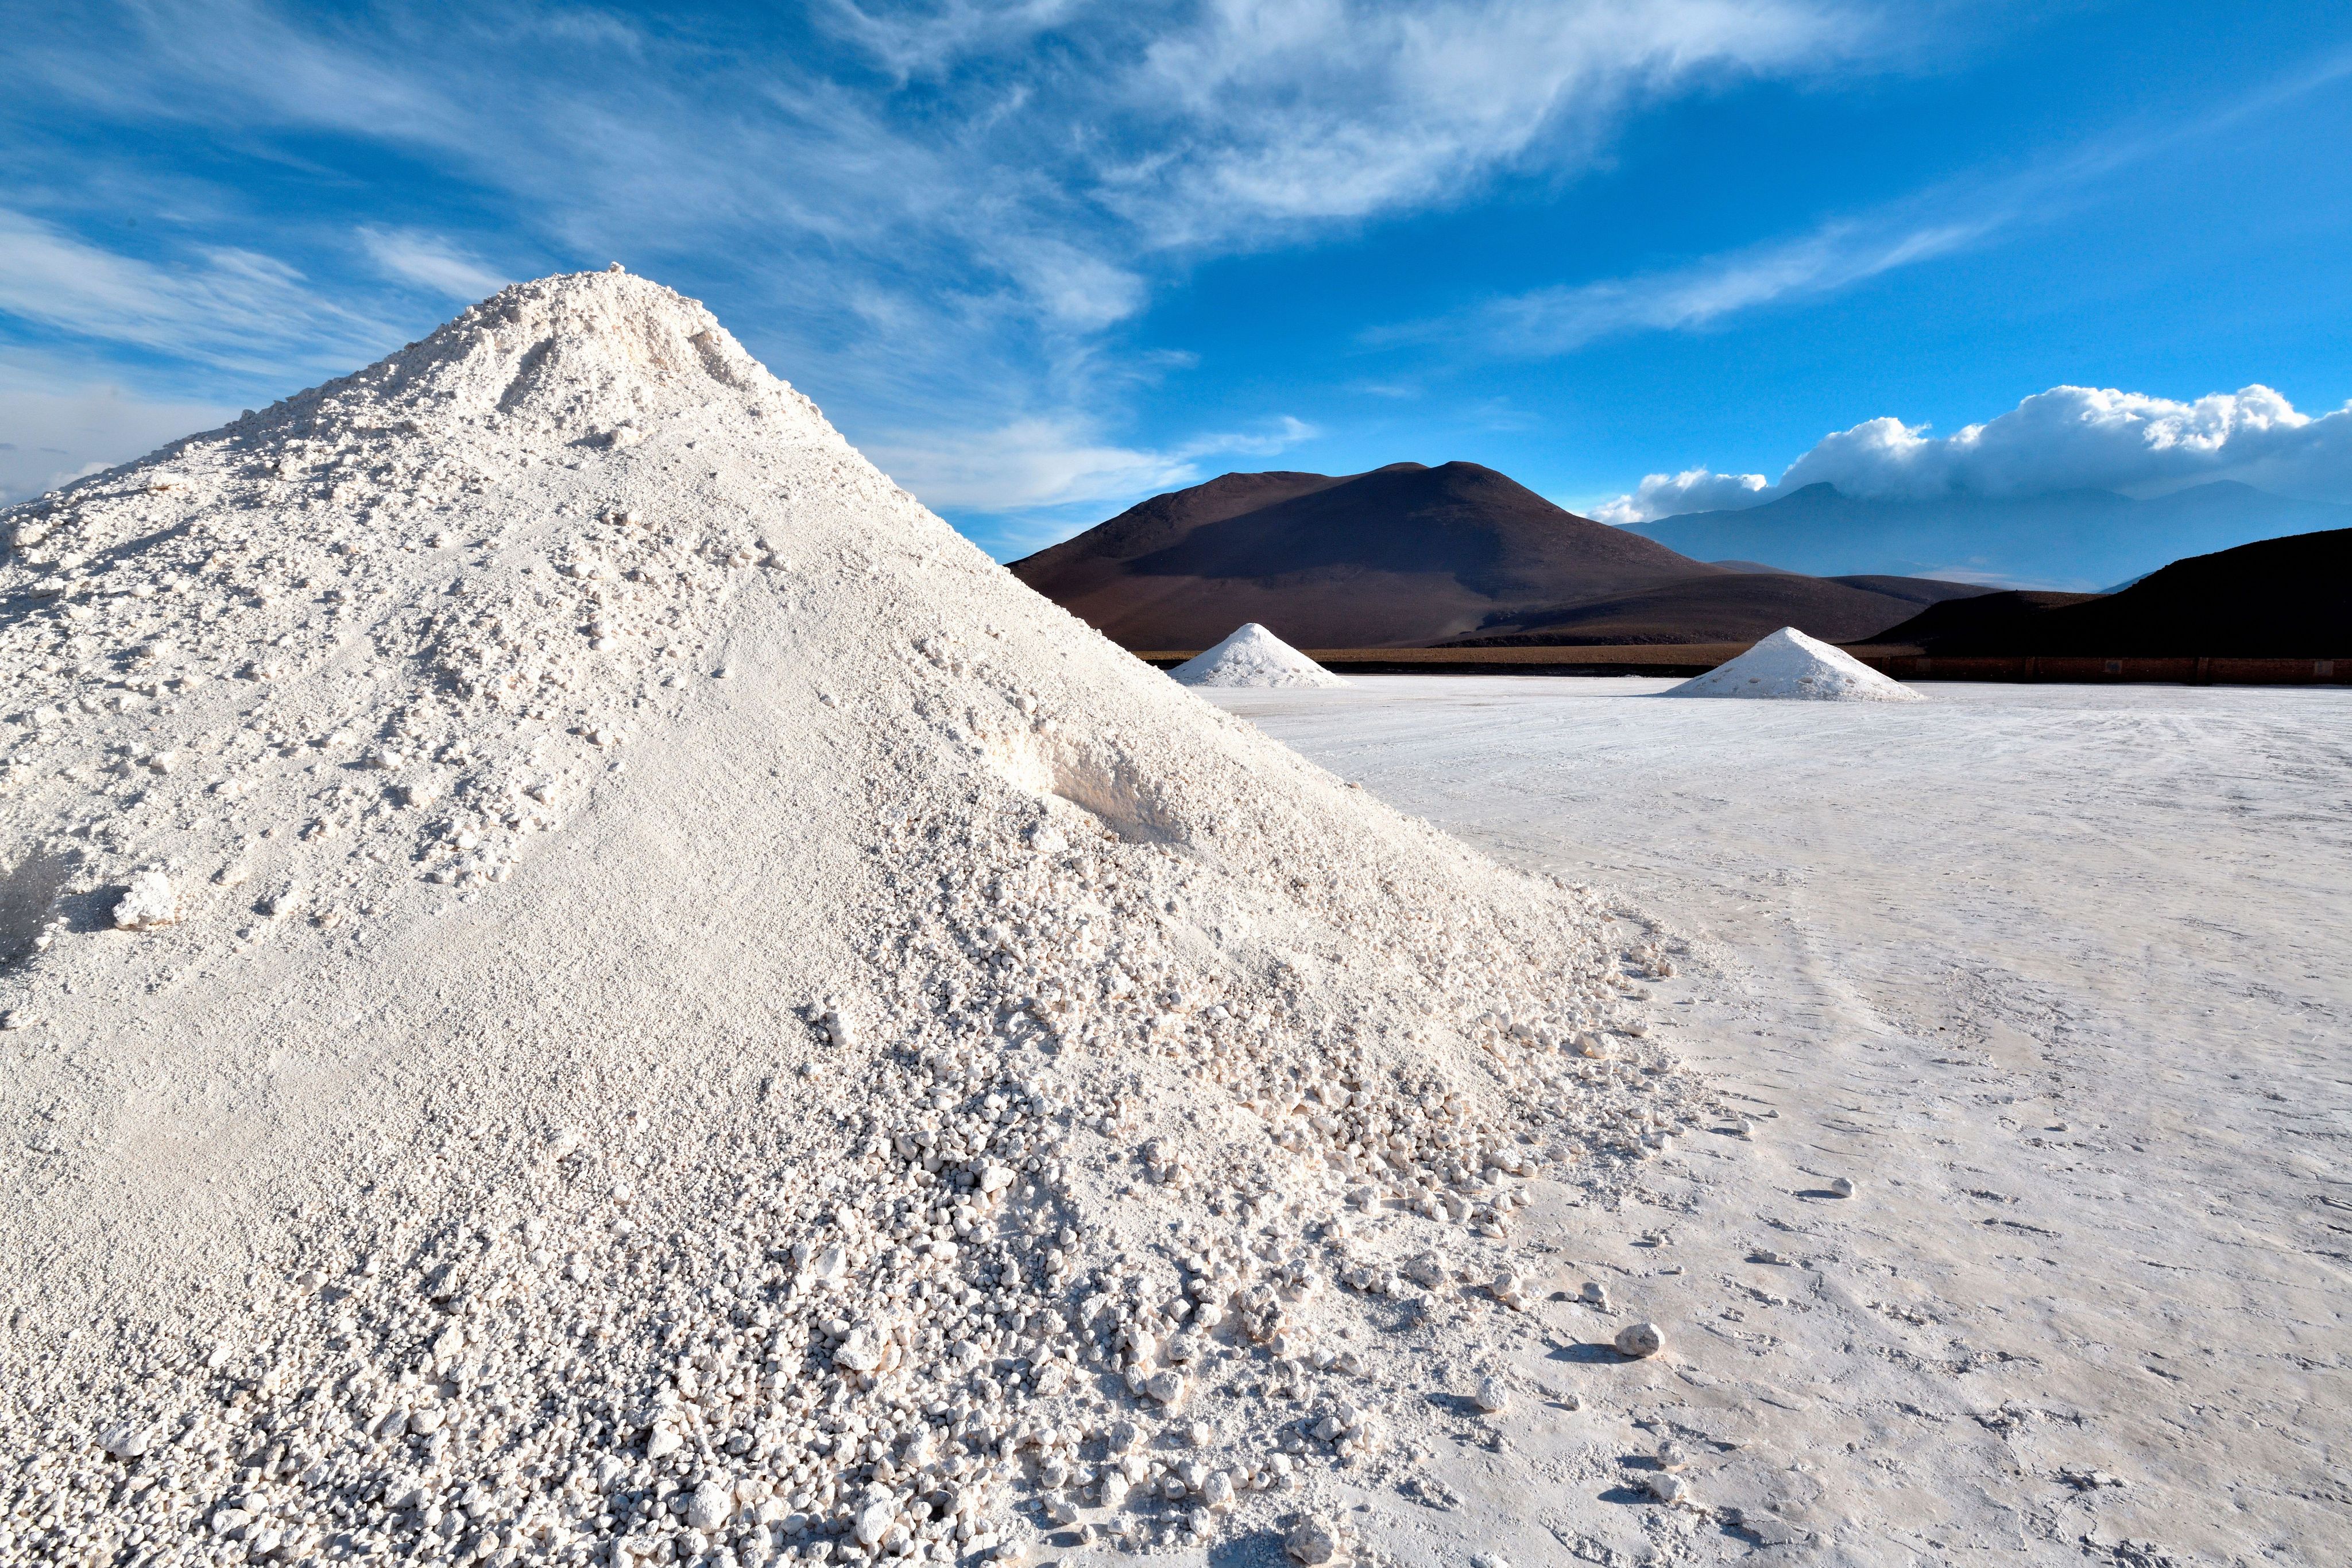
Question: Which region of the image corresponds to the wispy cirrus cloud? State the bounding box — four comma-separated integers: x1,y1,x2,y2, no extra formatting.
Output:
818,0,1875,248
1366,189,2001,361
867,410,1319,559
1105,0,1875,246
358,227,512,300
869,413,1317,513
1,0,1891,524
0,207,392,378
1391,43,2352,371
1464,216,1991,356
817,0,1084,78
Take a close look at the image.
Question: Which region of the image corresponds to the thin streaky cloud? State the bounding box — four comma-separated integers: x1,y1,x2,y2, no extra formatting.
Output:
0,207,394,380
868,413,1318,516
1486,218,1991,355
2,0,1894,521
819,0,1084,78
1109,0,1878,247
1383,46,2352,367
358,228,513,301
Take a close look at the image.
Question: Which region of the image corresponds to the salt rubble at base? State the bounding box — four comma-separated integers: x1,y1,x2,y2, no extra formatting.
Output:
0,272,1716,1568
1166,624,1343,689
1664,625,1926,702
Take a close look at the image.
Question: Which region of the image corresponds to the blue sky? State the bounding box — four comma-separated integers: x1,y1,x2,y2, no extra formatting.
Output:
3,1,2350,558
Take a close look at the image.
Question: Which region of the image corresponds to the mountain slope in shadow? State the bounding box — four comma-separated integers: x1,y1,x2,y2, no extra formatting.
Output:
1873,528,2352,656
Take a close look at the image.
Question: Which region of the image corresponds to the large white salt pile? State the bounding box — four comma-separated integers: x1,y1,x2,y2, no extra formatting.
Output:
1166,623,1344,688
1664,625,1927,701
0,271,1708,1567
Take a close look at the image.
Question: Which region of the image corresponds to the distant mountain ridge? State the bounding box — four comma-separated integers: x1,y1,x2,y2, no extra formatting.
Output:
1011,462,1990,649
1623,481,2352,590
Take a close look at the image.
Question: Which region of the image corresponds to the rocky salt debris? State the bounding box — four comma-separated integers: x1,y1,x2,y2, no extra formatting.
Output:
1663,625,1927,702
110,869,179,929
1613,1321,1665,1358
0,270,1706,1568
1286,1516,1343,1564
1167,624,1345,689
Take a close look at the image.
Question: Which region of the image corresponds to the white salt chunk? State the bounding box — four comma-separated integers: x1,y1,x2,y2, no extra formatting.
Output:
1614,1321,1664,1358
113,871,179,930
1285,1517,1340,1565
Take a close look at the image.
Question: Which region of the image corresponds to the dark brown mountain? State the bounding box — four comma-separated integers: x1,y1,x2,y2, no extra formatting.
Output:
1012,462,1987,648
1875,528,2352,656
1445,572,1994,648
1011,462,1717,647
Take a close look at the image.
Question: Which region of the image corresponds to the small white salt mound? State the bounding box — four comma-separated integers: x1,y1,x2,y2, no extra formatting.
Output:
1664,626,1925,702
1168,622,1344,688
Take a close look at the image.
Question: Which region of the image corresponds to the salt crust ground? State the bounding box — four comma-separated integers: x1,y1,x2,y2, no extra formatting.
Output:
0,275,1715,1568
1167,628,1343,691
1212,676,2351,1567
1664,628,1924,702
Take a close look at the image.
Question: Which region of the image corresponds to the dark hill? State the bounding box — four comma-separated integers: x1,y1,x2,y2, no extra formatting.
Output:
1010,461,1715,648
1864,590,2105,649
1012,463,1987,649
1446,572,1995,648
1899,528,2352,656
1828,574,2003,609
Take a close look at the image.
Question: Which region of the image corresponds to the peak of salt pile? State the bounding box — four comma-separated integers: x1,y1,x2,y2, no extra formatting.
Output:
1665,625,1927,702
0,270,1706,1566
1167,623,1344,688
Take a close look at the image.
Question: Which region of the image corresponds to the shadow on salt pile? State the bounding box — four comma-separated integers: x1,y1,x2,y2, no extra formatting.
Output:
981,728,1189,845
0,850,74,966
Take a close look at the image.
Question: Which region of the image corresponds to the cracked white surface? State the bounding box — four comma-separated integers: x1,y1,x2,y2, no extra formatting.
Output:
1212,675,2350,1566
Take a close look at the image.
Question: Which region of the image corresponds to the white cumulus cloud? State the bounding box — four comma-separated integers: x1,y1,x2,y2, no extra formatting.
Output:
1596,384,2352,521
1591,467,1768,524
